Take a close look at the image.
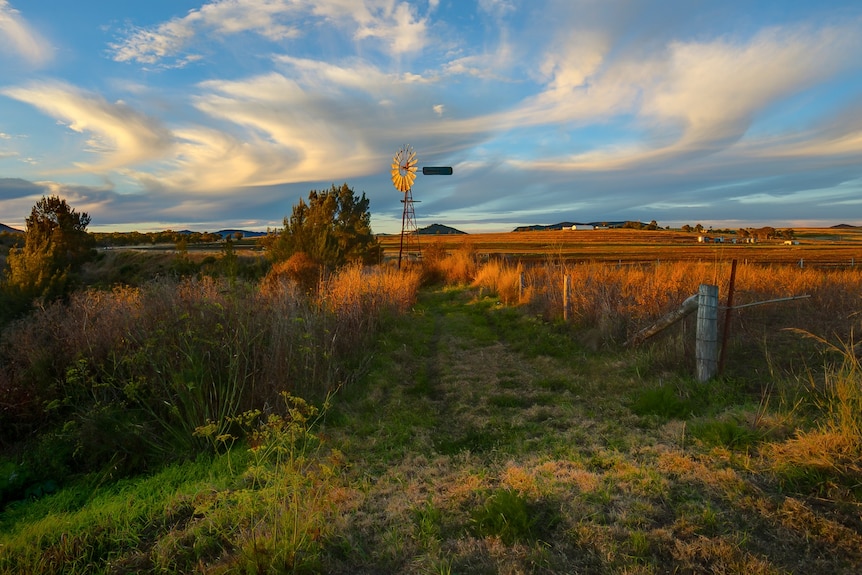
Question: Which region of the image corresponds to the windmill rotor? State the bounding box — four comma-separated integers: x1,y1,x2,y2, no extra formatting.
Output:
391,145,418,192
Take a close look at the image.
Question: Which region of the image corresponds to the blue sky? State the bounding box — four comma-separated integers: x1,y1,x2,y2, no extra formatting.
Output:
1,0,861,234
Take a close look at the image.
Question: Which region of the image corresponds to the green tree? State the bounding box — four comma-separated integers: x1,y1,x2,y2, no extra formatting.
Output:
264,183,380,268
3,196,94,304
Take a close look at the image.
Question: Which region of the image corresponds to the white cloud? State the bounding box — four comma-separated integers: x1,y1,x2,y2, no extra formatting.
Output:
111,17,199,67
643,24,862,152
190,72,380,185
2,81,174,170
0,0,53,66
110,0,302,65
147,126,290,192
353,2,428,54
110,0,430,67
274,55,430,93
478,0,516,17
474,19,862,172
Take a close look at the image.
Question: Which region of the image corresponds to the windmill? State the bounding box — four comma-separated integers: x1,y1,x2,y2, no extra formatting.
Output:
391,145,419,268
391,145,453,269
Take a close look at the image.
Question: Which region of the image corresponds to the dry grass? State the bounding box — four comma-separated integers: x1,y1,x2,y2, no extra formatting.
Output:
421,239,477,285
471,259,524,305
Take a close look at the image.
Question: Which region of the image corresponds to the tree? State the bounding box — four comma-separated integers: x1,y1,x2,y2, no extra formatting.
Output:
263,183,380,268
3,196,94,303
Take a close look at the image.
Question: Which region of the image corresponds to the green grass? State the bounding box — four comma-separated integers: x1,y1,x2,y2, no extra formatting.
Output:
0,453,238,574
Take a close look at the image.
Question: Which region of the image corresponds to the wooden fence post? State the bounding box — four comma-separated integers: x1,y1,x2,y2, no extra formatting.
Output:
519,271,525,302
696,284,719,382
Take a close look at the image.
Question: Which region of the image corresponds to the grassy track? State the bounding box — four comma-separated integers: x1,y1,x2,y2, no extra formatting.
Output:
322,286,862,574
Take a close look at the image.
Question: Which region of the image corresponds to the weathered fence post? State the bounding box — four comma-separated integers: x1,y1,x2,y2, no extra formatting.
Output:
718,260,737,375
519,271,525,302
696,284,719,382
563,275,571,322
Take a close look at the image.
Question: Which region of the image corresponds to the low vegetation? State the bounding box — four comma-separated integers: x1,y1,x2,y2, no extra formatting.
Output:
1,218,861,573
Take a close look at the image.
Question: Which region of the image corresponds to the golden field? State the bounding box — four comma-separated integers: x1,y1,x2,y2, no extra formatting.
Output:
379,227,862,265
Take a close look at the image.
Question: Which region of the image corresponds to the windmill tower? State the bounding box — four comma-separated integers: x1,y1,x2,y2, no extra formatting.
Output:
391,145,420,268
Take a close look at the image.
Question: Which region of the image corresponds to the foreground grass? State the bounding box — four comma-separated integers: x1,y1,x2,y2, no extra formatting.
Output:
2,285,861,573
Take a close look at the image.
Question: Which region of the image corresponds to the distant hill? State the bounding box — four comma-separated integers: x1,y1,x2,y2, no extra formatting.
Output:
0,223,23,234
830,224,859,229
416,223,467,235
513,221,634,232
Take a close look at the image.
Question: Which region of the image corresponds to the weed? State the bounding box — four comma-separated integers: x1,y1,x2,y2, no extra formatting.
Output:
631,385,694,420
411,499,443,549
469,488,560,545
469,488,535,544
689,418,760,450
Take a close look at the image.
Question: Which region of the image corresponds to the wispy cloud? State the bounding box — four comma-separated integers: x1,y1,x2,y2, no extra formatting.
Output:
2,81,173,170
463,19,862,173
0,0,52,66
642,24,862,154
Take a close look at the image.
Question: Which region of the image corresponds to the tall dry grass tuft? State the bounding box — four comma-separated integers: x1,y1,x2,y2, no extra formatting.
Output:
421,240,477,285
766,333,862,487
472,259,524,305
320,265,420,338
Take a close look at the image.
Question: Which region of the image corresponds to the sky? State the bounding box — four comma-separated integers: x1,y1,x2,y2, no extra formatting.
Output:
1,0,861,234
